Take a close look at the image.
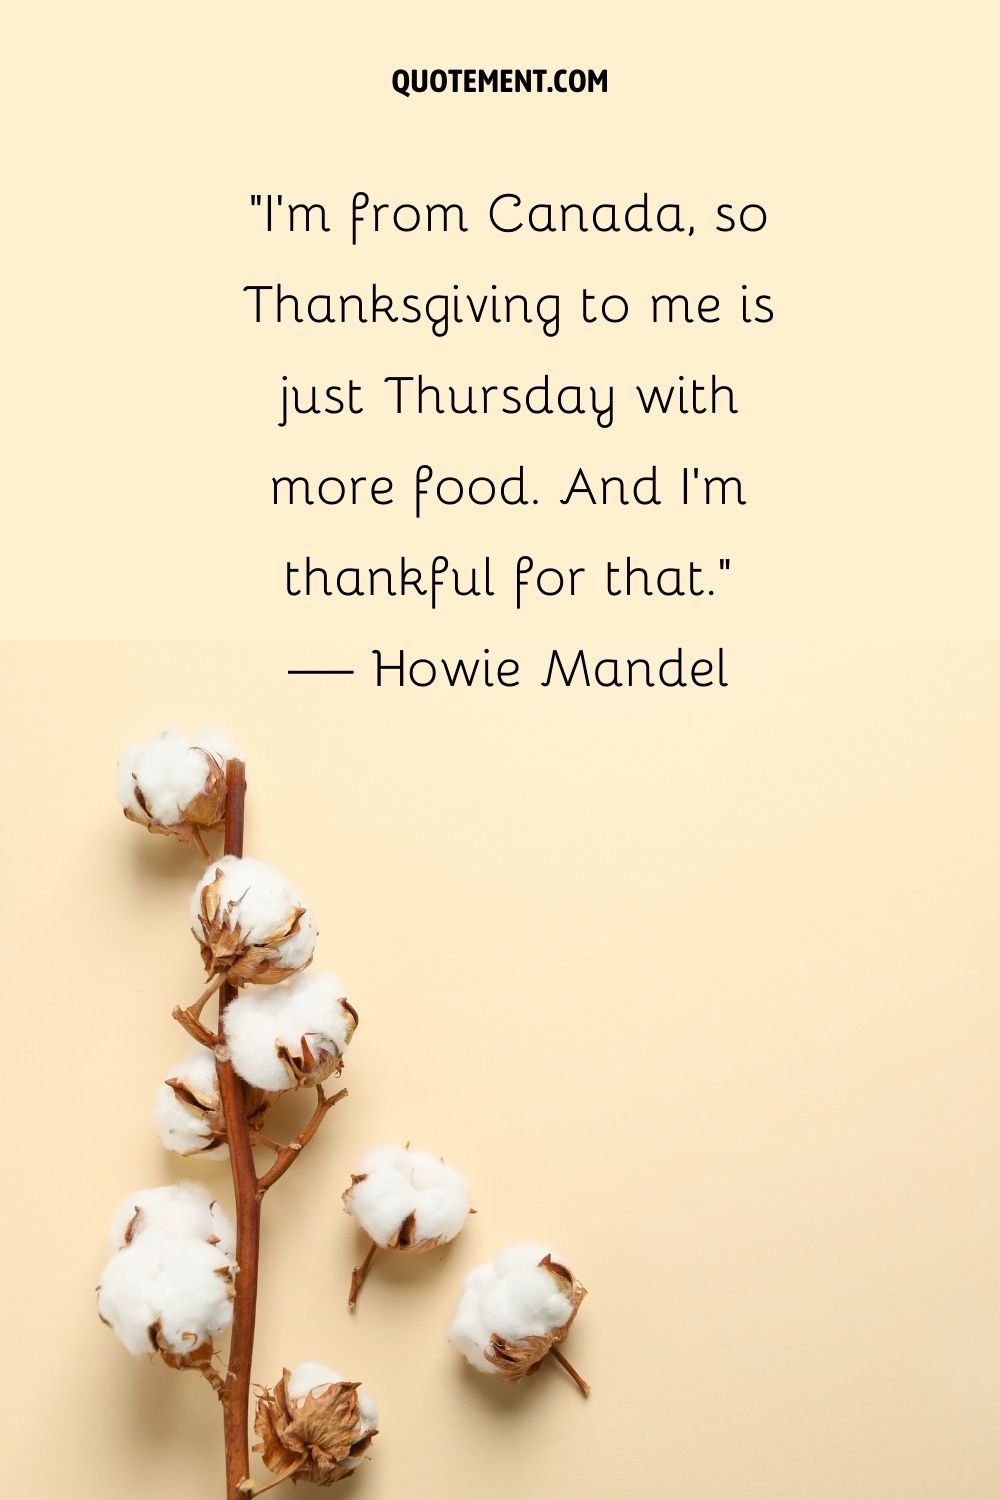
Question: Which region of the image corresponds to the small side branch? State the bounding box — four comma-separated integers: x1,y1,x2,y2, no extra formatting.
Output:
256,1086,347,1196
237,1457,306,1496
348,1240,379,1310
548,1344,590,1396
192,969,226,1013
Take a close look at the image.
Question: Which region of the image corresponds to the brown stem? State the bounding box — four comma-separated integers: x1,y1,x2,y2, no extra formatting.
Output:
256,1086,347,1195
548,1343,590,1397
215,761,259,1500
348,1240,379,1310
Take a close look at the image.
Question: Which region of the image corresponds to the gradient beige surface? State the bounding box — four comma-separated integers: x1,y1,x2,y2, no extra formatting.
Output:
2,640,999,1500
3,0,996,645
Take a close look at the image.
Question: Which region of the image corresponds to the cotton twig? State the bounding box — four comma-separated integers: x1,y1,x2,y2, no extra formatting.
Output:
348,1241,379,1310
256,1086,347,1195
548,1344,591,1396
236,1456,306,1497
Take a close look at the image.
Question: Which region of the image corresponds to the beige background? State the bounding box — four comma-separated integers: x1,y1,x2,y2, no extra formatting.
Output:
3,2,1000,1498
3,639,999,1500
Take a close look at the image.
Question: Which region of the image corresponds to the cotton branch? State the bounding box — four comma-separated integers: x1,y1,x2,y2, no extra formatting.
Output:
103,730,370,1500
213,761,261,1500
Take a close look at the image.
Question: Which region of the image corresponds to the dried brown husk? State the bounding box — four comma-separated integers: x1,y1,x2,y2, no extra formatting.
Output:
164,1068,272,1153
340,1175,445,1255
254,1370,377,1485
151,1324,225,1389
276,1000,358,1089
123,750,227,857
485,1255,587,1383
194,867,309,987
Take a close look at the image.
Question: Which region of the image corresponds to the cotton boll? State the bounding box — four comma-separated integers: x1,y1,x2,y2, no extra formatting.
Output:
154,1045,272,1156
129,731,215,826
109,1181,235,1261
154,1047,228,1158
191,855,317,988
448,1244,587,1383
116,726,237,852
343,1145,470,1253
223,971,357,1092
254,1366,379,1484
154,1082,223,1157
98,1232,234,1359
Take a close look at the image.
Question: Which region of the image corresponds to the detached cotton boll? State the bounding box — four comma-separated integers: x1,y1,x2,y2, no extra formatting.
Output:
448,1243,587,1386
117,726,238,856
254,1363,379,1486
97,1231,234,1379
191,855,317,989
223,971,358,1092
109,1181,235,1262
344,1145,471,1250
154,1045,271,1157
343,1145,471,1308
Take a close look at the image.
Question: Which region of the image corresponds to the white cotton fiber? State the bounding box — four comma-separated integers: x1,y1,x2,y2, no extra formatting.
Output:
154,1046,227,1158
223,971,355,1091
448,1243,573,1374
116,725,238,826
109,1181,235,1261
98,1232,234,1356
191,855,317,973
344,1145,470,1248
